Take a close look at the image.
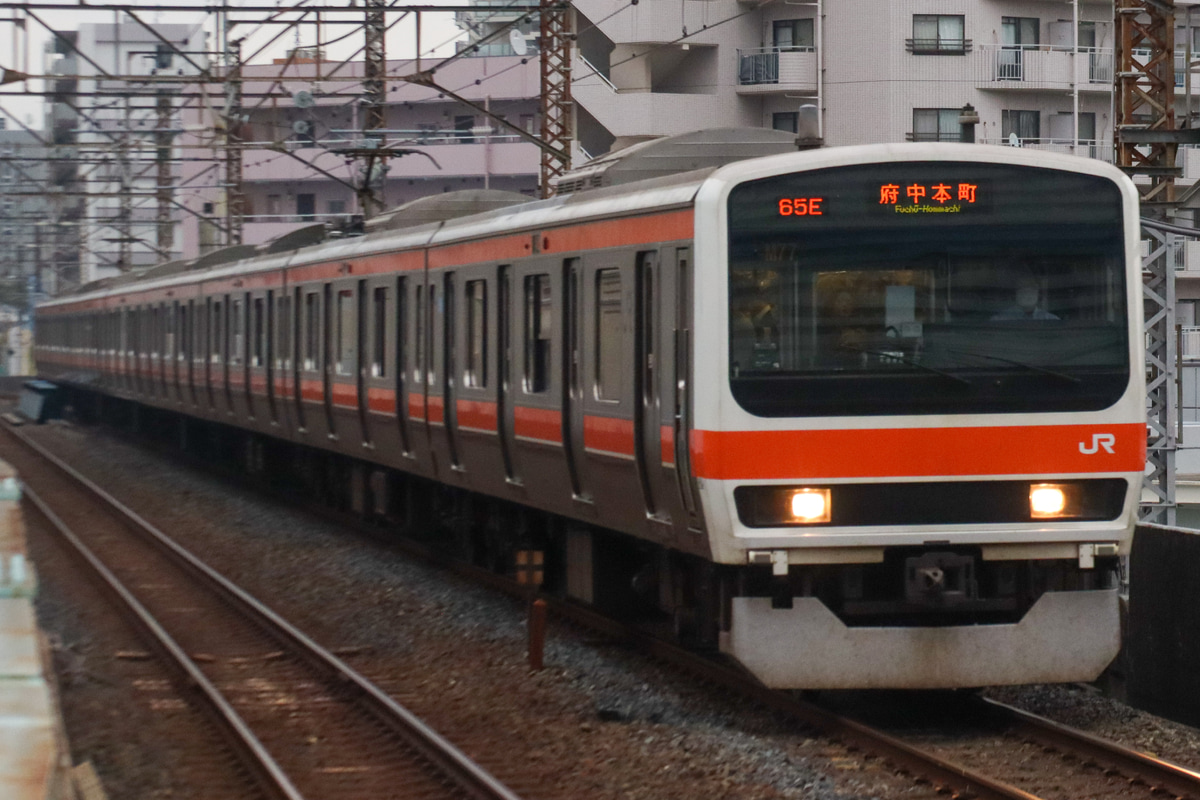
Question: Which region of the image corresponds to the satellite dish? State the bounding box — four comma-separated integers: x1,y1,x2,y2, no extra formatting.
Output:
294,90,315,109
293,120,311,135
508,29,528,56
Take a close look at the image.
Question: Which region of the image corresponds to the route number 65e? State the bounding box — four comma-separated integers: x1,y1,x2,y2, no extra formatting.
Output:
778,197,824,216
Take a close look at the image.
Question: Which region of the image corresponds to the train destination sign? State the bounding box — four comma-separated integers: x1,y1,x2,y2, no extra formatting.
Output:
878,181,979,214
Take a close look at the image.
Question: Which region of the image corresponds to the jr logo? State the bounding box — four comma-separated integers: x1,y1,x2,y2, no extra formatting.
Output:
1079,433,1116,455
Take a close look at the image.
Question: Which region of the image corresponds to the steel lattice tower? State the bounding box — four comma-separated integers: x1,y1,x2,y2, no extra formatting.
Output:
1116,0,1186,525
224,35,245,246
362,0,388,218
538,0,572,197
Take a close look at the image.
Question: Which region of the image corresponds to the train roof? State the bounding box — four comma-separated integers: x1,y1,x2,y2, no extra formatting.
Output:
39,140,1136,311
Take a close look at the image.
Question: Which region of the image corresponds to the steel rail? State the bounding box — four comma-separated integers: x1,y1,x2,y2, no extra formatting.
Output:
22,485,307,800
4,422,526,800
280,487,1048,800
981,697,1200,800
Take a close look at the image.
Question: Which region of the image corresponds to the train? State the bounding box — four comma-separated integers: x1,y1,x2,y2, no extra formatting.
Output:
35,139,1146,689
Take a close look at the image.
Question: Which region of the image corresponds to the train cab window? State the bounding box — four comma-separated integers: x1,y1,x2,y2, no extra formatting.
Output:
594,268,624,401
231,298,244,367
371,286,387,378
524,273,551,393
465,279,487,388
303,292,319,372
335,289,355,376
252,298,265,368
726,161,1129,416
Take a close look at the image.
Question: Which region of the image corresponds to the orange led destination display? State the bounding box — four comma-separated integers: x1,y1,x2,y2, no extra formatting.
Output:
879,181,979,214
777,197,824,216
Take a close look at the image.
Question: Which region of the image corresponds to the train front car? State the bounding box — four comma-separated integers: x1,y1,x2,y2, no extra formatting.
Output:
691,144,1144,689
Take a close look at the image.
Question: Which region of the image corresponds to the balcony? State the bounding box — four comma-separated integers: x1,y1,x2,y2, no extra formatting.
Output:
971,45,1113,92
736,46,817,94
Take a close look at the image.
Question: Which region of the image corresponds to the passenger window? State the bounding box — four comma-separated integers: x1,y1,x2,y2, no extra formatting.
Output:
595,269,623,401
304,292,319,372
231,298,243,366
414,284,425,384
335,289,354,376
372,286,387,378
252,297,265,367
427,285,437,385
396,277,407,383
524,274,551,393
465,279,487,388
211,301,223,364
277,295,291,370
179,304,188,362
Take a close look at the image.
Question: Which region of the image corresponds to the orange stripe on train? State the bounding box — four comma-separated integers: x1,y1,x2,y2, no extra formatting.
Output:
689,423,1147,481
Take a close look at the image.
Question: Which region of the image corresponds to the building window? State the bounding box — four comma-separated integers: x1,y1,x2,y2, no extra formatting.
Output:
772,112,799,134
998,17,1039,80
594,269,624,401
524,273,551,393
465,279,487,388
297,194,315,222
455,115,475,143
328,199,346,217
266,194,281,217
1002,110,1040,143
772,19,814,51
910,15,968,54
911,108,962,142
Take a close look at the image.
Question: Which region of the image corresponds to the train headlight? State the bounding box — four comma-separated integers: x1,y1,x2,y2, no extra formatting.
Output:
1029,484,1079,519
790,489,831,523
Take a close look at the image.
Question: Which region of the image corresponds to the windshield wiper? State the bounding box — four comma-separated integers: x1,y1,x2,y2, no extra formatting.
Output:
949,350,1081,384
840,345,973,386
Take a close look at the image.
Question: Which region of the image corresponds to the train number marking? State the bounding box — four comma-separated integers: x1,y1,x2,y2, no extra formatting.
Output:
778,197,823,216
1079,433,1116,455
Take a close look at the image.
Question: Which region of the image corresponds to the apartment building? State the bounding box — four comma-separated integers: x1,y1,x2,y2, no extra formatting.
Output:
0,120,51,301
177,52,541,257
49,21,208,284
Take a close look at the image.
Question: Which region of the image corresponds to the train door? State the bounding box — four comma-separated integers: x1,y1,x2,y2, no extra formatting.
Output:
442,272,461,469
169,301,180,402
295,287,310,432
265,290,277,424
322,282,336,437
563,258,587,499
635,252,662,519
394,276,410,454
672,247,700,525
497,265,517,481
357,279,371,445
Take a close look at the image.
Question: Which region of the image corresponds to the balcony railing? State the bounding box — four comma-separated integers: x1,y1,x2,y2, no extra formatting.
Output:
1183,327,1200,360
905,38,971,55
906,132,963,142
976,138,1113,162
972,44,1113,89
737,45,816,86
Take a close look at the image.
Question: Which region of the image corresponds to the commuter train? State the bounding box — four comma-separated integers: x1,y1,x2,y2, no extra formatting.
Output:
35,141,1145,689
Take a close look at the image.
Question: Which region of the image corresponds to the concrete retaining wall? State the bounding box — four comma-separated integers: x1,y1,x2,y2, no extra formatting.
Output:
1126,523,1200,727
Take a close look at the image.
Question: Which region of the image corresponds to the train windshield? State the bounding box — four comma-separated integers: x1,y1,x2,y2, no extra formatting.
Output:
727,161,1129,417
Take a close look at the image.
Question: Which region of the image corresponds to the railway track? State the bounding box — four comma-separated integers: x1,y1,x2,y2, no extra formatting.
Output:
10,418,1200,800
3,422,524,800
